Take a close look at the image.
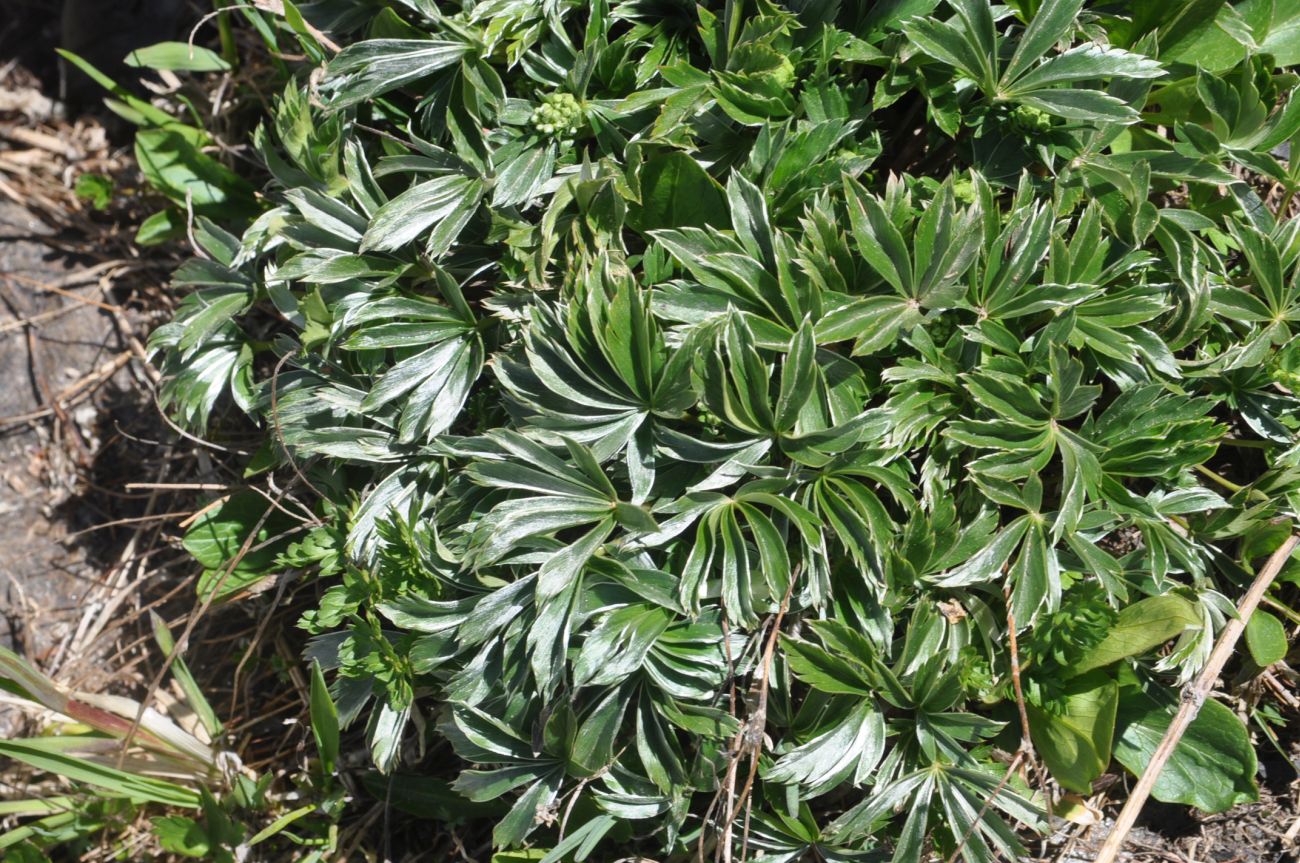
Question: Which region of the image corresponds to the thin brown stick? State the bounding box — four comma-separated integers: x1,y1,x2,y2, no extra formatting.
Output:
249,0,342,52
115,496,286,767
270,351,327,502
5,270,124,313
697,574,799,863
723,576,798,861
1003,582,1052,797
125,482,230,492
1284,807,1300,847
944,750,1027,863
0,302,80,335
227,570,293,716
62,511,194,540
944,588,1043,863
1005,596,1034,759
0,350,132,428
1094,532,1300,863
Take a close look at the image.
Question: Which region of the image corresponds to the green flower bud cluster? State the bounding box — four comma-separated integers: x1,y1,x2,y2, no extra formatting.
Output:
957,645,996,701
1272,361,1300,391
1271,339,1300,391
926,313,957,344
1274,368,1299,389
531,92,583,137
951,177,977,205
1009,103,1053,134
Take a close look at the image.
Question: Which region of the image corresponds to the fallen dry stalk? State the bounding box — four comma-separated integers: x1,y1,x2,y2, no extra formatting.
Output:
251,0,342,52
0,350,132,428
1094,530,1300,863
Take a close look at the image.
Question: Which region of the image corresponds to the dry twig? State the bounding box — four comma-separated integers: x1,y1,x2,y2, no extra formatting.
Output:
1094,531,1300,863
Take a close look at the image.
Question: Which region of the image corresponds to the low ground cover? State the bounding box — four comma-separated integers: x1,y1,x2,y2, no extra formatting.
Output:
5,1,1300,860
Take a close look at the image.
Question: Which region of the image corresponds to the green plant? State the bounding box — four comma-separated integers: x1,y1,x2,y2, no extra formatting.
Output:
0,619,345,861
128,0,1300,860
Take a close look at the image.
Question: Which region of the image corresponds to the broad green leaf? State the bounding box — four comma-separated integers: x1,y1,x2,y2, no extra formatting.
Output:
903,18,987,86
767,700,886,796
632,151,729,232
572,605,671,688
1001,0,1084,87
1160,0,1286,71
1069,595,1202,676
151,816,210,857
843,174,912,294
570,686,627,775
323,39,469,107
1027,671,1117,793
816,296,921,355
361,174,484,256
1114,689,1257,813
776,320,817,430
125,42,231,72
492,144,556,208
782,636,875,696
1244,610,1287,667
1006,46,1164,95
135,129,256,218
1259,3,1300,66
182,492,294,598
1017,89,1139,123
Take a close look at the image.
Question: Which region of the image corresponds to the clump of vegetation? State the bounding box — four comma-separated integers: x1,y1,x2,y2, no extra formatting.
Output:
12,0,1300,860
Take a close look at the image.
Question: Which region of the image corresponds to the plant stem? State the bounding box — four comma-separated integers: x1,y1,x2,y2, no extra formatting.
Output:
1194,463,1244,493
1193,464,1271,503
1219,437,1274,449
1263,594,1300,626
214,0,238,68
1093,531,1300,863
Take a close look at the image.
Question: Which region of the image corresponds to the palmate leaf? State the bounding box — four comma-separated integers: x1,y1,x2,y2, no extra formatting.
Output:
462,432,662,695
322,38,471,108
691,312,877,467
361,174,485,257
905,0,1163,122
492,140,557,208
345,285,486,443
766,700,886,797
819,177,981,355
810,471,897,588
650,172,815,333
466,433,625,564
674,484,817,625
142,0,1300,859
496,267,696,499
443,706,566,847
149,318,255,432
571,604,672,689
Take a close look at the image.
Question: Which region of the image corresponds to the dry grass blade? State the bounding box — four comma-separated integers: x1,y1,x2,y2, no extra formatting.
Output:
0,646,219,781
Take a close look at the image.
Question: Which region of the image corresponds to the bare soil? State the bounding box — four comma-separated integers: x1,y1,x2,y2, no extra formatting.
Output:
0,54,325,862
0,199,132,663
